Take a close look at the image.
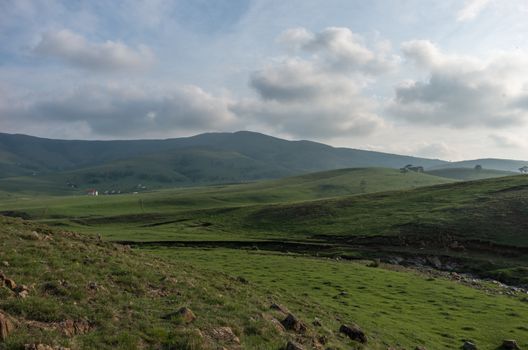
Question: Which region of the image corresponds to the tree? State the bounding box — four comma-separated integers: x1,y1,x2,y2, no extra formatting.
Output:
519,166,528,174
474,164,482,171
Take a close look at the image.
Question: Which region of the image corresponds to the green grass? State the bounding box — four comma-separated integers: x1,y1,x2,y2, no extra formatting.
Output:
2,216,527,349
0,217,304,350
148,247,528,349
426,167,516,180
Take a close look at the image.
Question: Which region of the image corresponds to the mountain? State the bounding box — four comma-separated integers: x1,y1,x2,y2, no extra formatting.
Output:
0,131,448,194
431,158,528,172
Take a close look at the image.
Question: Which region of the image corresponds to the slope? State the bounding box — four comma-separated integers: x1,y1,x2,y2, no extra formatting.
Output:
2,218,528,350
0,131,446,193
426,167,516,180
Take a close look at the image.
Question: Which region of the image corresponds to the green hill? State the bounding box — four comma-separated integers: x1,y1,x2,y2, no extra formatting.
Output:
426,167,516,180
432,158,528,172
2,217,527,350
0,131,448,194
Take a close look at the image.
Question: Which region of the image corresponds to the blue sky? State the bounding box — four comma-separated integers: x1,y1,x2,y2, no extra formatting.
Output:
1,0,528,160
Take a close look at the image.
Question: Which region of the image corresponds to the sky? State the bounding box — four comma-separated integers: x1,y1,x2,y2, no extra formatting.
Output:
1,0,528,161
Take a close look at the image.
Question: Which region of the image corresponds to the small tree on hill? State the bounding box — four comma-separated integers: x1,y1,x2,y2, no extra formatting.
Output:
474,164,482,171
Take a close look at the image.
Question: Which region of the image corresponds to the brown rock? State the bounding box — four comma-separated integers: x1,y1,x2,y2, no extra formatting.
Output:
281,313,307,333
59,320,91,337
0,312,15,341
339,324,367,343
210,327,240,344
178,307,196,323
15,285,30,299
270,303,289,314
285,340,305,350
502,340,520,350
4,278,16,290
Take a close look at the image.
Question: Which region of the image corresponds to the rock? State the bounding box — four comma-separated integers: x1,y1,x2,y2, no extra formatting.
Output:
236,276,249,284
426,256,442,269
2,261,8,267
210,327,240,344
281,313,306,333
178,307,196,323
59,320,91,337
15,285,30,299
0,312,15,341
270,303,289,314
415,347,427,350
462,341,477,350
312,317,322,327
4,278,16,290
502,340,520,350
285,340,305,350
87,282,98,290
339,324,367,343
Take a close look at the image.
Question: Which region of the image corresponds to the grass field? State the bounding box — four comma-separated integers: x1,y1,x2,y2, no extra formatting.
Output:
1,168,528,349
1,216,527,349
148,247,528,349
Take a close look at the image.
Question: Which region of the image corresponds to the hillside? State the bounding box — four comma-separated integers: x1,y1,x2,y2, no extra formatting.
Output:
426,167,515,180
2,218,527,349
0,131,447,194
0,168,453,222
432,158,528,172
4,173,524,285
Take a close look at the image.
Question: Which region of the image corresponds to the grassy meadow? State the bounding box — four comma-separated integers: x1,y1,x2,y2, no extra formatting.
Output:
1,167,527,349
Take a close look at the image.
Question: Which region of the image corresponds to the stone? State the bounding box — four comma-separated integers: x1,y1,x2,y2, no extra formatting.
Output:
0,312,15,341
59,320,91,337
281,313,307,333
4,278,16,290
2,261,8,267
502,340,520,350
270,303,289,314
462,340,477,350
178,307,196,323
210,327,240,344
285,340,305,350
312,317,322,327
426,256,442,269
15,285,30,299
339,324,367,344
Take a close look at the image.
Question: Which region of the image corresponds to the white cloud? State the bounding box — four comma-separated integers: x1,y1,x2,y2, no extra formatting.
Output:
389,40,528,128
279,26,397,75
456,0,492,22
34,29,155,72
5,83,238,137
240,27,390,139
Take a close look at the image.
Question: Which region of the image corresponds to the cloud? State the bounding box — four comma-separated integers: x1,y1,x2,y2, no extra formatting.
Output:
240,27,389,138
456,0,492,22
5,83,238,137
488,134,524,148
34,29,155,72
278,26,397,75
389,40,528,128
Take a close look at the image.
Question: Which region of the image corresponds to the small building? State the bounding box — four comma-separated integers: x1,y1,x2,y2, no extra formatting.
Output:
87,189,98,196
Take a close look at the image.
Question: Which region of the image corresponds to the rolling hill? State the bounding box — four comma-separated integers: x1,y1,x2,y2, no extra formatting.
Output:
432,158,528,172
426,167,516,180
0,131,448,194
